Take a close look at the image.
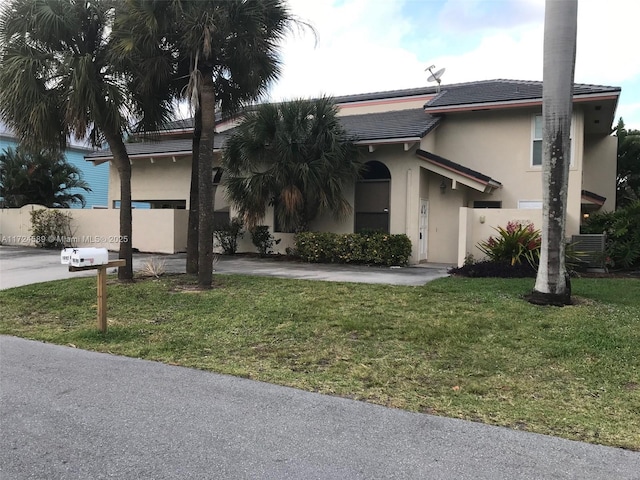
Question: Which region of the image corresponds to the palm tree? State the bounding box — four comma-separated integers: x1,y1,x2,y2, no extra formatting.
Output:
172,0,306,288
112,0,309,286
0,146,91,208
0,0,172,281
530,0,578,306
223,97,362,232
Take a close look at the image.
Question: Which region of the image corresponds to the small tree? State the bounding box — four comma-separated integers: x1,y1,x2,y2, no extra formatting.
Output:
616,119,640,207
250,225,281,256
30,209,74,248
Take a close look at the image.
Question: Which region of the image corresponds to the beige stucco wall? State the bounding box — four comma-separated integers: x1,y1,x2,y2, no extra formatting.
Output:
337,96,434,116
458,207,544,267
582,134,617,211
309,183,356,234
108,156,192,208
432,108,585,237
0,205,187,254
0,204,47,245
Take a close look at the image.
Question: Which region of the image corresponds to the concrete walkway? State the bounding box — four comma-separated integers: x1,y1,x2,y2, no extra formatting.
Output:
1,336,638,480
0,245,451,289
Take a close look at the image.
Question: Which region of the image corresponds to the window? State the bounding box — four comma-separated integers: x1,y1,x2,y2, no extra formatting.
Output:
473,201,502,209
518,200,542,209
531,115,574,167
532,115,543,166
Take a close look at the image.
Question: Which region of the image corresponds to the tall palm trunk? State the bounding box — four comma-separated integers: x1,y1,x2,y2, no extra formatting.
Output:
104,130,134,281
198,68,215,288
186,106,202,275
530,0,577,306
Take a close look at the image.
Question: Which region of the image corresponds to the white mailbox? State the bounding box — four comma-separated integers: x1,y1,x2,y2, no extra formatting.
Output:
69,248,109,268
60,248,73,265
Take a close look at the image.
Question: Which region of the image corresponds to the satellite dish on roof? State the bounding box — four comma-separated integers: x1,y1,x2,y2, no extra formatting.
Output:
425,65,446,92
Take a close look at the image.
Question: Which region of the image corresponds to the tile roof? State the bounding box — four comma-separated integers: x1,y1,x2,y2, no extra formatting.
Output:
581,189,606,205
87,109,439,159
416,149,502,187
340,109,440,141
424,79,620,110
86,133,231,159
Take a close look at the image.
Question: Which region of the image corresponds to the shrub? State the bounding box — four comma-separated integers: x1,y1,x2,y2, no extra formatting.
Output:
477,221,541,267
582,201,640,269
213,217,244,255
30,209,74,249
295,231,412,266
449,260,537,278
250,225,281,256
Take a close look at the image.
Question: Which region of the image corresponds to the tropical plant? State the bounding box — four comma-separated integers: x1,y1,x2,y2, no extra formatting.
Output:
213,217,244,255
223,97,362,233
531,0,577,306
582,201,640,269
250,225,281,256
0,147,90,208
477,221,541,267
0,0,173,280
615,119,640,207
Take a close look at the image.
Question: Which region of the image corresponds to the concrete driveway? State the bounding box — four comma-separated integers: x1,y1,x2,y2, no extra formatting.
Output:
0,245,451,289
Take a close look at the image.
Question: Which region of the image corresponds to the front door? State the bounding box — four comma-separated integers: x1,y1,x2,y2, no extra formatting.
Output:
419,199,428,261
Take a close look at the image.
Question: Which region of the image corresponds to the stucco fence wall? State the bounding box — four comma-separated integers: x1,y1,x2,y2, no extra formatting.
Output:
458,207,545,267
0,205,188,254
4,205,552,266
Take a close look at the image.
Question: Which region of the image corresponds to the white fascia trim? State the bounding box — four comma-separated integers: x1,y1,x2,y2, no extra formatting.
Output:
86,147,224,164
420,162,493,193
355,137,422,147
86,150,191,164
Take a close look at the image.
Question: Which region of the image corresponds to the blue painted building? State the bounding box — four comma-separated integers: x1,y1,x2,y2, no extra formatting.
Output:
0,132,109,209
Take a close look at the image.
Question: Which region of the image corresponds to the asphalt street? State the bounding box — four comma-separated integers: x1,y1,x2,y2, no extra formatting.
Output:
1,336,639,480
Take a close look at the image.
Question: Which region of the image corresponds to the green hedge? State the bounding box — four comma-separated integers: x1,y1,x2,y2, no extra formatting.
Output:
295,232,412,266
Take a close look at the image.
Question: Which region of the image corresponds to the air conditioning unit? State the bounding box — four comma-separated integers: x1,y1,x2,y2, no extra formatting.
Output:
571,234,606,269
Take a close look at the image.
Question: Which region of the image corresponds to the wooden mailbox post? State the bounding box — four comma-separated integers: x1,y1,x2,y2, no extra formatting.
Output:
69,259,126,333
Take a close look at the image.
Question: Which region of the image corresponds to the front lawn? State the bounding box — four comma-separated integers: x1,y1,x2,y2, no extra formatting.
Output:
0,275,638,450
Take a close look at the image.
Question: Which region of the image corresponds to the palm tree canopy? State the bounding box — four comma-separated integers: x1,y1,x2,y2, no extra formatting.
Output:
222,97,363,232
0,146,91,208
0,0,174,149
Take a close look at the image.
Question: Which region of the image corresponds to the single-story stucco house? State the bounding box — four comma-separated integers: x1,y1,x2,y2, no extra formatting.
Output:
86,79,620,265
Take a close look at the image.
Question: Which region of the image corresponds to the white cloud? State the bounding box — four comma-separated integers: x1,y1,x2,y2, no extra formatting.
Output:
269,0,425,100
269,0,640,129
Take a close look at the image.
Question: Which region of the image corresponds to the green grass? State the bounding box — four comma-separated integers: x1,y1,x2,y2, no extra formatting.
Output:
1,274,639,450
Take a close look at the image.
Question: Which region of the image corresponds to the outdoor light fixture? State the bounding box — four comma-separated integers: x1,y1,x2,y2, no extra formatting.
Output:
440,180,447,194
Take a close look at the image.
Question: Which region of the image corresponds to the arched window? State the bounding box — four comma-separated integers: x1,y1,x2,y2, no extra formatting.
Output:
355,161,391,233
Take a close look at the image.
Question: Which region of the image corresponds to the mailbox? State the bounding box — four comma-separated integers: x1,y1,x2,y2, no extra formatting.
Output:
69,248,109,267
60,248,73,265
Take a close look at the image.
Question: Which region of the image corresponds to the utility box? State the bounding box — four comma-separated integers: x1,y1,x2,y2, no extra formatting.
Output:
60,248,73,265
69,248,109,268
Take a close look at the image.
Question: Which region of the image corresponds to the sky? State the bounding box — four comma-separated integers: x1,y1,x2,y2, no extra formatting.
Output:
0,0,637,131
267,0,640,131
